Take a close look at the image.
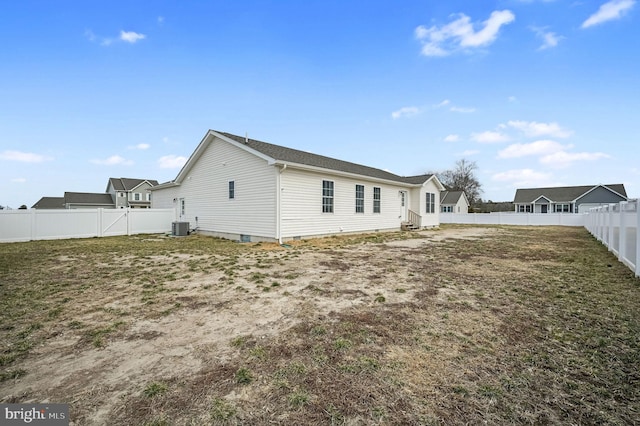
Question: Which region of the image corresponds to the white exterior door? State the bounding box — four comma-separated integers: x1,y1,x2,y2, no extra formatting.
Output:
179,198,186,220
399,191,407,221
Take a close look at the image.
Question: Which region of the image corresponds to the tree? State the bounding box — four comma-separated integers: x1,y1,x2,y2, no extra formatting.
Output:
438,159,483,205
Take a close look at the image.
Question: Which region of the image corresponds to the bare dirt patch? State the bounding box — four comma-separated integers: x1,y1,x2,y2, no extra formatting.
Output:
1,225,639,425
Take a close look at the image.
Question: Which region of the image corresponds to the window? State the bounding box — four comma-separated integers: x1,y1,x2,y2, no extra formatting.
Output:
518,205,532,213
373,187,381,213
229,181,235,199
146,193,151,201
442,205,452,213
425,192,435,213
322,180,334,213
555,204,570,213
355,185,365,213
134,193,141,201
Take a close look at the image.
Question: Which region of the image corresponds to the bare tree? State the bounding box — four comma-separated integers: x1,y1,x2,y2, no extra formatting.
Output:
438,159,483,205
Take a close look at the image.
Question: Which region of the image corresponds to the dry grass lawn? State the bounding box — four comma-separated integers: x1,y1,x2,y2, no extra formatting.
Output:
1,225,639,425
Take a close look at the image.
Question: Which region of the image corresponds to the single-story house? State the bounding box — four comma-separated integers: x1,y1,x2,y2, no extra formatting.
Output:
150,130,445,242
513,184,627,214
63,192,116,209
440,190,470,213
32,193,114,209
31,197,65,209
107,177,159,209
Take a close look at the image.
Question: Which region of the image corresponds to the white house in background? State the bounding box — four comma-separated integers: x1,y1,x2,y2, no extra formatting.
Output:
440,190,470,213
150,130,445,242
513,184,627,214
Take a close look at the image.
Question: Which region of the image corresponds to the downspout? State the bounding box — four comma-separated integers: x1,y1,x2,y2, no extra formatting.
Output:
277,164,287,244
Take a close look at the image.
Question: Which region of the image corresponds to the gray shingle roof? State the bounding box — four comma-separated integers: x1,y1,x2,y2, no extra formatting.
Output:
440,191,465,204
64,192,114,206
216,131,433,185
513,184,627,203
108,177,159,191
32,197,65,209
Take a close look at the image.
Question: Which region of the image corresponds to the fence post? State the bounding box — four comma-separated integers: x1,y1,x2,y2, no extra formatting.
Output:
608,204,614,251
636,199,640,277
618,201,627,264
97,208,103,238
127,207,131,236
30,209,37,241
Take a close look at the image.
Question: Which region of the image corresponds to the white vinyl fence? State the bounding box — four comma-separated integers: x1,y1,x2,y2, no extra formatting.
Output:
0,208,175,243
440,212,586,227
584,200,639,277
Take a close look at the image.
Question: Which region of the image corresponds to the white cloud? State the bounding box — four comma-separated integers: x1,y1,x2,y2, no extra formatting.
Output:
0,150,53,163
84,29,113,46
444,134,460,142
450,106,476,113
128,143,150,150
84,29,96,42
86,29,145,46
90,155,134,166
470,130,511,143
508,96,518,103
11,178,27,183
492,168,554,187
540,151,610,168
157,16,165,25
506,120,573,138
391,106,420,119
582,0,636,28
498,140,569,158
531,26,563,50
158,155,187,169
120,31,146,43
415,10,515,56
460,149,480,156
434,99,475,113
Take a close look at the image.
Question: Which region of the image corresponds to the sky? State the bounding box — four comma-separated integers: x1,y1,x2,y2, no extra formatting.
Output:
1,0,638,208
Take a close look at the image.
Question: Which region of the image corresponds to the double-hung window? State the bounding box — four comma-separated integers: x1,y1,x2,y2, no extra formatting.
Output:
322,180,334,213
425,192,435,214
373,187,381,213
355,185,365,213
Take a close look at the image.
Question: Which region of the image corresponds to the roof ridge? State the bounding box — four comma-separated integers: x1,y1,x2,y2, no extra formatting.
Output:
214,130,434,185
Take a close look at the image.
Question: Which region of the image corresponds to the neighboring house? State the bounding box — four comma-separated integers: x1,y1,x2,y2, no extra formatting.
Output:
513,184,627,214
151,130,445,242
33,193,114,209
32,197,65,209
440,191,470,213
107,177,160,209
63,192,115,209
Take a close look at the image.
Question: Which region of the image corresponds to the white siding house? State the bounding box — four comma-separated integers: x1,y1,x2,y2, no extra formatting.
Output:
151,130,445,242
440,191,470,214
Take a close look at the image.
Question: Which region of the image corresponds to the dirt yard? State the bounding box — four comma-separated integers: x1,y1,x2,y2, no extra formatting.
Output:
1,225,638,425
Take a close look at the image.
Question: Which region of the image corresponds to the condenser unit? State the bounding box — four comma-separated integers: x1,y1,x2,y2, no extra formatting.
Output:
172,221,189,236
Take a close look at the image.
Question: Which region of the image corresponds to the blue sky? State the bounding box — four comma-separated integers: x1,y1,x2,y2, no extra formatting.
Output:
1,0,638,208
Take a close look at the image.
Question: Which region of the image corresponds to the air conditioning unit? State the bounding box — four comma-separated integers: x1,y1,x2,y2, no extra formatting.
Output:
172,221,189,236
